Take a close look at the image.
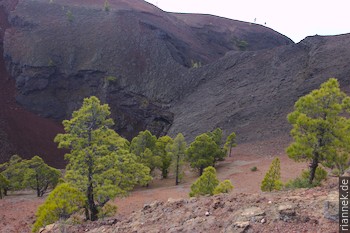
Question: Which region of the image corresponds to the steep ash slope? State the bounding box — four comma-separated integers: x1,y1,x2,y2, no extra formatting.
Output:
168,34,350,141
3,0,292,142
0,0,65,167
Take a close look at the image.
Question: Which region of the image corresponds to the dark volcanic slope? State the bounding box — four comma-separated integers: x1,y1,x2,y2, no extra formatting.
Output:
168,34,350,141
2,0,291,149
0,0,65,167
3,0,350,166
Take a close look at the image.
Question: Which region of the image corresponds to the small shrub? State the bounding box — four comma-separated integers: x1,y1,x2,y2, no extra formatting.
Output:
250,166,257,172
284,167,328,189
104,0,110,11
32,183,85,233
189,166,219,197
97,203,117,219
66,10,73,22
331,168,340,176
105,76,117,83
237,40,248,50
301,167,327,185
191,60,202,68
213,180,234,194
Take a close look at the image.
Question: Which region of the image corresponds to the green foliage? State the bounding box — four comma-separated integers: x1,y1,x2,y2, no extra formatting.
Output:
189,166,219,197
54,96,151,221
155,135,174,178
232,38,249,51
0,155,27,192
32,183,85,233
97,203,117,219
207,128,223,146
261,157,282,192
166,133,187,185
250,166,258,172
286,78,350,184
191,60,202,68
237,40,248,50
130,130,161,174
224,132,237,157
104,0,110,11
284,167,328,189
23,156,61,197
0,173,9,199
187,133,223,175
66,10,73,22
130,130,156,157
105,76,117,83
213,180,234,195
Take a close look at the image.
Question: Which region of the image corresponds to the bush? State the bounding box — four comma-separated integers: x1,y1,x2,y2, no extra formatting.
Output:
250,166,257,172
189,166,219,197
97,203,117,219
32,183,85,232
213,180,234,195
284,167,328,189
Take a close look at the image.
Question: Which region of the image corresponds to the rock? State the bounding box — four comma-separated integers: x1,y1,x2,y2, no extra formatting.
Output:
205,211,210,216
278,204,296,221
224,221,250,233
324,191,339,221
240,206,265,222
39,223,55,233
261,218,266,223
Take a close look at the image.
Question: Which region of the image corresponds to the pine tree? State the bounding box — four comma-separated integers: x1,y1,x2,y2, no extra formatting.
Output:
287,78,350,183
187,133,223,175
23,156,61,197
189,166,219,197
224,132,237,157
0,155,27,194
0,173,9,199
166,133,187,185
155,135,174,178
130,130,161,174
261,157,282,192
54,96,151,221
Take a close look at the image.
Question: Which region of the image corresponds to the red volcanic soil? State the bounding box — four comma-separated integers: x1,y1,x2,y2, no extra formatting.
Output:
0,4,65,167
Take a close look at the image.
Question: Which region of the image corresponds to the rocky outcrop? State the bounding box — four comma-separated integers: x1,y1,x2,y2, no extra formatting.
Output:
43,183,338,233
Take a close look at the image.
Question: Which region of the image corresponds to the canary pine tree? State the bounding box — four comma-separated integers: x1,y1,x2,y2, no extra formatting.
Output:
166,133,187,185
189,166,219,197
54,96,151,221
24,156,61,197
224,132,237,157
261,157,282,192
287,78,350,184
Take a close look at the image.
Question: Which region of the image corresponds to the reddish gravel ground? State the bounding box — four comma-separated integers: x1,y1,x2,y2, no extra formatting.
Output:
0,137,312,233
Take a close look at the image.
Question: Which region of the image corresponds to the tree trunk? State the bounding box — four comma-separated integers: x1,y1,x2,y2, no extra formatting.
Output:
309,154,319,184
162,168,168,179
36,174,40,197
87,181,98,221
4,188,7,196
175,155,180,185
228,145,232,157
0,189,2,199
199,166,204,176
